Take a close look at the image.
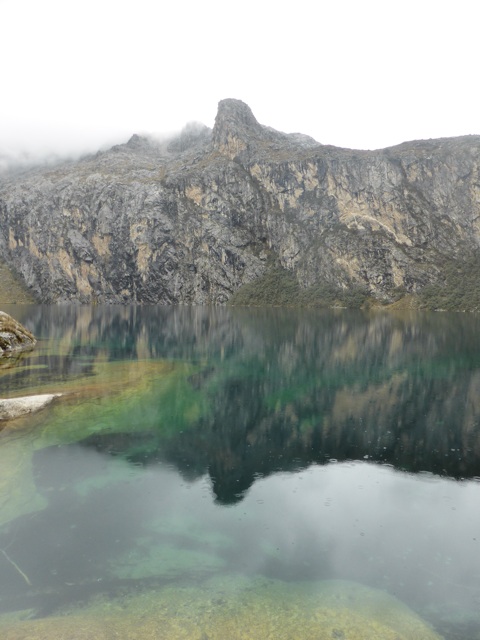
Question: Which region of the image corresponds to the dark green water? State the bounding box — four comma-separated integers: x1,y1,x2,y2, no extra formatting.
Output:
0,305,480,639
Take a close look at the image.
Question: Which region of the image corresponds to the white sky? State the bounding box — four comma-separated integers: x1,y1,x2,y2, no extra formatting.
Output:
1,0,479,159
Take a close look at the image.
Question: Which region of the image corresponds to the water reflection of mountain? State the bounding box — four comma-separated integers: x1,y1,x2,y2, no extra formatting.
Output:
18,305,474,504
5,305,480,502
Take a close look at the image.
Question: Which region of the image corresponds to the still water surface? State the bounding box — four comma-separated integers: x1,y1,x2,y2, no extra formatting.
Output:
0,305,479,639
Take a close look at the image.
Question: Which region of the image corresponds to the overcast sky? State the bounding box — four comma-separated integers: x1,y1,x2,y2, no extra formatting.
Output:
1,0,478,160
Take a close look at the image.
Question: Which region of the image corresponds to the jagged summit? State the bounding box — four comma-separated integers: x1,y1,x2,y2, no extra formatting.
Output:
126,134,151,149
212,99,263,159
214,99,260,131
212,98,319,159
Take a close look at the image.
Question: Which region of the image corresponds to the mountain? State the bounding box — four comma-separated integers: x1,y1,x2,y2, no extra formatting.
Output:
1,99,479,308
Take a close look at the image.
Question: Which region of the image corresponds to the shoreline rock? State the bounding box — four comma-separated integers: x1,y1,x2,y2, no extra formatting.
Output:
0,311,36,355
0,394,62,421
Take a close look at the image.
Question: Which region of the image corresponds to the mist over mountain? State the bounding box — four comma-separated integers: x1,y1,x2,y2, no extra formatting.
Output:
1,99,480,309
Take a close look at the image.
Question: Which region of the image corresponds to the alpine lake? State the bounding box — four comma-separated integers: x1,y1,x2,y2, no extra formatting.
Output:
0,305,479,640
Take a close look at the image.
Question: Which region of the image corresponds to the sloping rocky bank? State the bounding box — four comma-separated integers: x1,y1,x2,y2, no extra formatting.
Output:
0,311,36,355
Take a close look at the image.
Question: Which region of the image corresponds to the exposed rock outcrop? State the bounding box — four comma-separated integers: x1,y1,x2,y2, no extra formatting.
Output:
0,311,36,354
0,394,61,421
0,99,479,307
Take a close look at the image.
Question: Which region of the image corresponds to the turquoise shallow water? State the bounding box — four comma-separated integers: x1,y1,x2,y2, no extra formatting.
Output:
0,305,480,639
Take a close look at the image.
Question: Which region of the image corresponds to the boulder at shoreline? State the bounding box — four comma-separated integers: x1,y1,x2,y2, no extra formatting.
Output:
0,311,36,355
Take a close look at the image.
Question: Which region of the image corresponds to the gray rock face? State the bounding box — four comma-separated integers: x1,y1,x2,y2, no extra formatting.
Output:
0,99,479,305
0,311,36,354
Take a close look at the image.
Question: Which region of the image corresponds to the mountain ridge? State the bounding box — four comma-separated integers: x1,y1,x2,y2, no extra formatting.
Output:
1,99,480,308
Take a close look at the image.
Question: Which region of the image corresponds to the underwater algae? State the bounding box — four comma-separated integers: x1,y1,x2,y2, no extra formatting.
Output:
0,357,208,528
0,576,443,640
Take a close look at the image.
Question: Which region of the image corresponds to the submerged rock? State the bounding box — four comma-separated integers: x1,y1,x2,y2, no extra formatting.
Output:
0,311,36,355
0,394,61,421
0,576,442,639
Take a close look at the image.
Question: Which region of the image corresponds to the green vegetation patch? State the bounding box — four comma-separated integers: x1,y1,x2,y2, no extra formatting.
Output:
418,254,480,311
230,254,480,312
0,359,211,527
229,266,369,308
0,261,36,304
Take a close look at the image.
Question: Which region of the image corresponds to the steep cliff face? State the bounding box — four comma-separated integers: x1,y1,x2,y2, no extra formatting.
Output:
1,99,479,306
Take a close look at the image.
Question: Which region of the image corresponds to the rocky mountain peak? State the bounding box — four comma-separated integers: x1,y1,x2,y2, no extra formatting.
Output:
215,99,259,129
212,99,262,159
167,122,211,154
1,100,480,308
126,134,149,148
